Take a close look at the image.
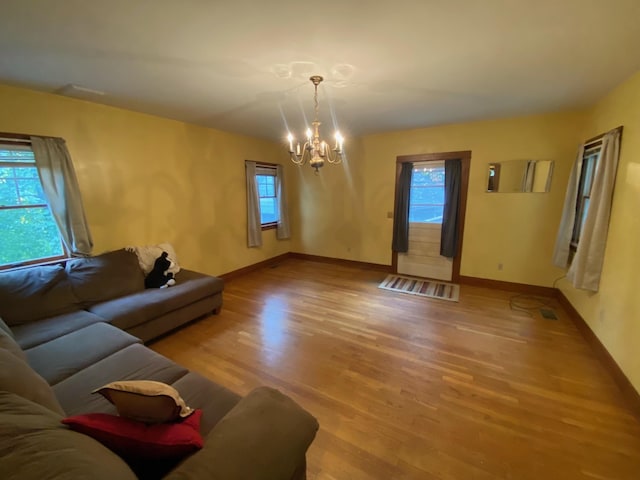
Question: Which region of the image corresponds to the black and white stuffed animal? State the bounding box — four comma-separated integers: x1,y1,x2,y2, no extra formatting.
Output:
144,251,176,289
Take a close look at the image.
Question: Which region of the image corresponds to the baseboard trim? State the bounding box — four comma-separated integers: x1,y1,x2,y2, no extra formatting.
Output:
289,252,392,272
219,253,291,281
459,275,556,296
221,252,391,280
555,290,640,420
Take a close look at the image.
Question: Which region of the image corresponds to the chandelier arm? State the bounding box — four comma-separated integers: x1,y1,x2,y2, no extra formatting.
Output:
290,141,314,165
304,142,313,163
325,148,343,164
289,152,305,165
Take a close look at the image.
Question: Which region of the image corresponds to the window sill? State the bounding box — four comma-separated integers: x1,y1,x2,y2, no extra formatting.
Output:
261,223,277,231
0,254,69,272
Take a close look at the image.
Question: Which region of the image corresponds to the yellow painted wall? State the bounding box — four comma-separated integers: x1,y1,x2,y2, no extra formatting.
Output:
0,84,292,276
289,136,367,260
2,73,638,392
558,71,640,392
296,111,586,286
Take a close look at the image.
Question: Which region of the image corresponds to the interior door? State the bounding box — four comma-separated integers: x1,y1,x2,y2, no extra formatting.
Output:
397,161,453,281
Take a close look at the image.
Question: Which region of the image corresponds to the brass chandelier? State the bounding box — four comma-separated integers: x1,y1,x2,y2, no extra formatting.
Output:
287,75,344,173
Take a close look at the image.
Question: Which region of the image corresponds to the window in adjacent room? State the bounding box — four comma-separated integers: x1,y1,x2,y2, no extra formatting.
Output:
256,165,279,228
408,162,446,223
0,141,65,267
570,144,600,250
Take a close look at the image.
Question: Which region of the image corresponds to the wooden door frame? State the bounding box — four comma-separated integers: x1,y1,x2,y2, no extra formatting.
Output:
391,150,471,283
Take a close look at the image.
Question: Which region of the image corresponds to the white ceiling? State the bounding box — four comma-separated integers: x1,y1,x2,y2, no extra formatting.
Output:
1,1,639,142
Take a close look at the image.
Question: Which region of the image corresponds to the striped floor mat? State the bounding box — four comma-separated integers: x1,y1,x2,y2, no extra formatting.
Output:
378,274,460,302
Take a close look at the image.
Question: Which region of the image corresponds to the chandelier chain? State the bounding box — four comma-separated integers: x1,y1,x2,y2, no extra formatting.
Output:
314,83,319,121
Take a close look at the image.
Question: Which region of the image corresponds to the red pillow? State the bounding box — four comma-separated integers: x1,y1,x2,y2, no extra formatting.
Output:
62,409,203,459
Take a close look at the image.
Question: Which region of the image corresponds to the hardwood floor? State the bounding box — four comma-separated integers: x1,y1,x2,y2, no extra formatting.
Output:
151,258,640,479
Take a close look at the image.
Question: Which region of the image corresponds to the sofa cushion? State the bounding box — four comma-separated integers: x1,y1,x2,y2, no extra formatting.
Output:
0,349,65,415
62,410,203,460
66,249,145,305
53,344,189,416
164,387,319,480
170,371,241,436
95,380,194,423
11,310,106,350
128,295,220,343
0,391,137,480
25,322,140,386
0,264,78,325
88,269,224,331
0,316,12,336
1,321,27,361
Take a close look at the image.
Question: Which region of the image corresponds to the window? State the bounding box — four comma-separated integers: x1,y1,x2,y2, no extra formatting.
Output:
408,163,445,223
0,143,64,267
256,166,279,227
571,145,600,249
246,160,289,246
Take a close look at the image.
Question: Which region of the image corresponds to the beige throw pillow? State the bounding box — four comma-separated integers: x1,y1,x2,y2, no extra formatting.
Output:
94,380,193,424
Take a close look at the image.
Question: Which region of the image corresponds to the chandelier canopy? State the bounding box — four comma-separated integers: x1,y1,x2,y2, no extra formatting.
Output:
287,75,343,173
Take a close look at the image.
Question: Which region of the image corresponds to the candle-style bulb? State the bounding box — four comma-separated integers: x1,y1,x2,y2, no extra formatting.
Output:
335,131,343,151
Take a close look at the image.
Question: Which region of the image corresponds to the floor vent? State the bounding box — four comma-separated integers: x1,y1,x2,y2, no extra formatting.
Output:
540,308,558,320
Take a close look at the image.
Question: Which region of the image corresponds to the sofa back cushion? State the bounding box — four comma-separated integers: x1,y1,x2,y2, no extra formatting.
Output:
1,321,27,361
0,264,78,325
0,348,65,415
0,391,137,480
0,317,12,336
66,249,145,305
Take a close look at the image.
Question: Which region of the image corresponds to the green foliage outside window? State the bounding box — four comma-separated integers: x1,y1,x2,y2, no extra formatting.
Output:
0,148,63,266
0,207,63,265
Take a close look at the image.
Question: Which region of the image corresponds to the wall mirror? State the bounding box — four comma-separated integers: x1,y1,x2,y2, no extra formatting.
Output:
487,159,554,193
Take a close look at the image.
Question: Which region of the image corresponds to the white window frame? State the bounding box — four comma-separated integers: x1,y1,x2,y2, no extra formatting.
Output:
570,145,600,251
255,165,279,230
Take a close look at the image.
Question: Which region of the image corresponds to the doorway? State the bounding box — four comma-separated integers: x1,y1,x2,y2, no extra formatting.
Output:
397,161,453,280
392,151,471,283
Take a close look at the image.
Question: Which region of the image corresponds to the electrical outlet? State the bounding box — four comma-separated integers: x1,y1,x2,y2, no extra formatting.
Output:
498,263,503,271
387,211,393,219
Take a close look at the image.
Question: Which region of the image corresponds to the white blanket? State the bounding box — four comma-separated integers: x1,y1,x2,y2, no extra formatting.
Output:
125,243,181,276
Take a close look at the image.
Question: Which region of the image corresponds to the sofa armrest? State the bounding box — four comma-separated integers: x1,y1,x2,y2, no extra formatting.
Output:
165,386,319,480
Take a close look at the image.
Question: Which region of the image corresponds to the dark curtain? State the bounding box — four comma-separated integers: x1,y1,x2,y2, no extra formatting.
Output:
392,162,413,252
440,158,461,258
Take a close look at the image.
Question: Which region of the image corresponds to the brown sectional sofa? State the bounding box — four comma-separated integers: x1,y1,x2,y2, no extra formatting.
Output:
0,249,318,479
